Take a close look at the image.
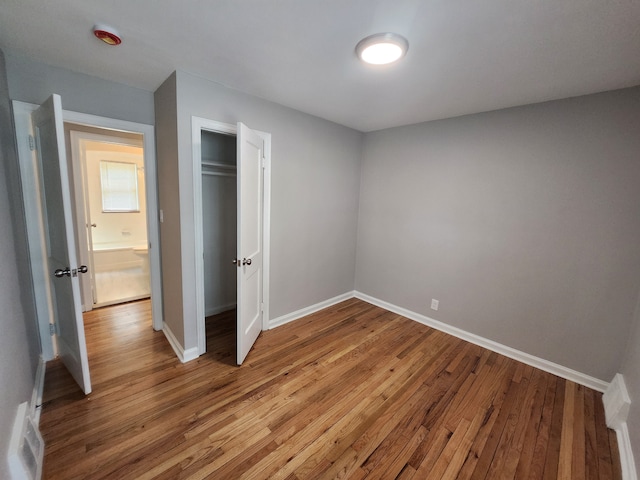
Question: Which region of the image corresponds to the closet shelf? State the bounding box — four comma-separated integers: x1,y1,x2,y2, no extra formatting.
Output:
202,161,236,170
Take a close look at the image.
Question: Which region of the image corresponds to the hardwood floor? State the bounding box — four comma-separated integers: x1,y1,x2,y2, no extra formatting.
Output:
40,298,622,479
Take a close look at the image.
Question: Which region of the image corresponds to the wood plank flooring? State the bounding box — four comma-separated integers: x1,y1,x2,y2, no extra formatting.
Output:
40,298,622,479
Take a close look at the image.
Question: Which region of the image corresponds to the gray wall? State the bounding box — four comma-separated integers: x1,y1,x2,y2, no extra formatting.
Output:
5,51,154,125
621,294,640,475
356,87,640,381
0,49,41,478
163,70,363,350
154,73,183,344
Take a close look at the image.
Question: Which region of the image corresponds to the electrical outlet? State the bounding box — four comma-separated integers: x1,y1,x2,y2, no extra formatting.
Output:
431,299,439,311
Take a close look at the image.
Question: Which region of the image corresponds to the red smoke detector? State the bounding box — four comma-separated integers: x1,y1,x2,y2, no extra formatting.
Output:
93,25,122,46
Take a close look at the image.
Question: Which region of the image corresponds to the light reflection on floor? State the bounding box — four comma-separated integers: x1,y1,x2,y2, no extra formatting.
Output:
94,267,150,307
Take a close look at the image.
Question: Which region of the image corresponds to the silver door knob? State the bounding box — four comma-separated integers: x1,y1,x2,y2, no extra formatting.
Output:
242,258,252,266
54,268,71,278
78,265,88,274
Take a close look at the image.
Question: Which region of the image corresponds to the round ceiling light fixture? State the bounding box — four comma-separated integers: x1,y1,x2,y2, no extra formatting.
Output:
356,33,409,65
93,25,122,46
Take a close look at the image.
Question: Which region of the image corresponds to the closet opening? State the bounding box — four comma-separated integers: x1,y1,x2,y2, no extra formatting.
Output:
201,130,238,359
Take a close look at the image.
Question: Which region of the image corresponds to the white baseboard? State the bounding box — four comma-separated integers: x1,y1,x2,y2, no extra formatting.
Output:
162,322,199,363
205,302,236,317
269,291,355,329
354,291,609,392
604,374,637,480
30,356,46,425
615,422,638,480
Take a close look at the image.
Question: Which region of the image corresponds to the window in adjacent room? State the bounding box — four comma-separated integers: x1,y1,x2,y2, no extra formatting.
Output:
99,160,140,212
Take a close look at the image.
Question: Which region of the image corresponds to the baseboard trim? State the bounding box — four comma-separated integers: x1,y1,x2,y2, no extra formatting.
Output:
30,356,46,425
269,291,355,329
354,291,609,392
162,322,199,363
604,374,637,480
205,303,237,317
615,422,638,480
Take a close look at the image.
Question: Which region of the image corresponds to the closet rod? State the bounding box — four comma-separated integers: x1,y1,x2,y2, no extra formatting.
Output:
202,171,236,178
202,161,236,170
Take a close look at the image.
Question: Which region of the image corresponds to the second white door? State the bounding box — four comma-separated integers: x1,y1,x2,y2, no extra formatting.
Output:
236,122,264,365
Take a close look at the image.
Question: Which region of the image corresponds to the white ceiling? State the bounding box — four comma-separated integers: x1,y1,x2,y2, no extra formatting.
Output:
1,0,639,132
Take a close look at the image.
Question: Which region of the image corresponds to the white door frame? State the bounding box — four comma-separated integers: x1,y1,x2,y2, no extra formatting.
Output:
59,111,163,331
13,101,163,361
192,116,271,355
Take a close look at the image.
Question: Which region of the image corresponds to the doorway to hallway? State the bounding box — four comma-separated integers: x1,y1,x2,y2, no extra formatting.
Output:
67,126,151,309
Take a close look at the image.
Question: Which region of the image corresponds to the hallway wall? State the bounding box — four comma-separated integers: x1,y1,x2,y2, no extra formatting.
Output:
0,48,41,479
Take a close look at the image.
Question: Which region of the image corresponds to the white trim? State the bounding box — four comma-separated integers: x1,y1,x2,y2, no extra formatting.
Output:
12,101,56,361
604,374,637,480
30,356,46,426
162,322,199,363
615,423,638,480
261,133,272,330
206,303,237,317
269,291,355,330
604,374,632,429
353,291,609,392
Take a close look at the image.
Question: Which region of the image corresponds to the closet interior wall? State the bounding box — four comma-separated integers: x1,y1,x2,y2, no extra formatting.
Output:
201,130,237,317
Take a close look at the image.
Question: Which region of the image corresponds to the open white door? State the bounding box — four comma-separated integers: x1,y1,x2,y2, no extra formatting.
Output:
236,122,264,365
33,95,92,394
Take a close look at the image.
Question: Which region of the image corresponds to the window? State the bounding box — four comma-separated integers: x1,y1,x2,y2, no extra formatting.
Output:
99,160,140,212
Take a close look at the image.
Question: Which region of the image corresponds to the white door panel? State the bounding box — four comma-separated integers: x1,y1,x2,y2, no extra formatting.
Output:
33,95,91,394
236,122,264,365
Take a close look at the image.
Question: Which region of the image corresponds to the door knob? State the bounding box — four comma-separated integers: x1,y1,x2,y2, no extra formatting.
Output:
78,265,88,274
90,223,97,228
54,268,71,278
242,258,252,266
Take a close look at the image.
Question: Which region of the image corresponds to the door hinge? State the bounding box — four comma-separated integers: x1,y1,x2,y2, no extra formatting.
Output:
28,135,36,151
49,324,56,336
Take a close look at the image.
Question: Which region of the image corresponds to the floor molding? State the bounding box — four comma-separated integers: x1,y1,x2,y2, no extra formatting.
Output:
354,291,609,392
162,322,199,363
269,291,355,330
615,423,638,480
604,374,637,480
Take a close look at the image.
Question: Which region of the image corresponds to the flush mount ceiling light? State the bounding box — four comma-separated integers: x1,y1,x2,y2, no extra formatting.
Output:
356,33,409,65
93,24,122,46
